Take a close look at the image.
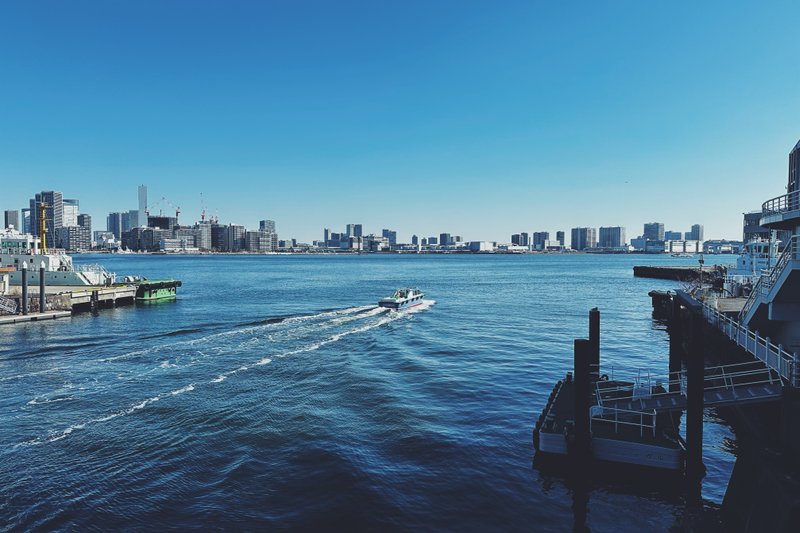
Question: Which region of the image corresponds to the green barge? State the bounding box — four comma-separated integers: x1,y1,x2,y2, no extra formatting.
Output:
134,280,182,302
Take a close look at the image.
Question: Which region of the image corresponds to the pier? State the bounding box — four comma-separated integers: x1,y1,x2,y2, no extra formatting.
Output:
633,264,723,282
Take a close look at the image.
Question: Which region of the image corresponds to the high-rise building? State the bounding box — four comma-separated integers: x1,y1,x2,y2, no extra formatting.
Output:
381,229,397,247
223,224,246,252
533,232,550,250
439,233,451,246
345,223,363,238
571,227,597,250
411,234,419,246
21,208,31,233
4,209,19,230
127,209,139,230
789,139,800,195
428,237,438,246
665,231,682,241
556,231,565,247
643,222,665,241
138,185,148,228
107,212,124,239
599,226,626,248
211,223,226,250
63,199,79,227
688,224,704,241
259,219,276,233
30,191,64,249
511,234,521,245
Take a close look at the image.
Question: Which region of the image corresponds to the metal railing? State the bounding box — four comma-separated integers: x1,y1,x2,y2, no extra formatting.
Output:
739,235,800,321
762,189,800,215
704,302,797,386
0,295,17,315
590,406,658,438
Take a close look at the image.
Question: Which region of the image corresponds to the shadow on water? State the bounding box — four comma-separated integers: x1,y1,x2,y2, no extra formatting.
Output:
532,456,723,532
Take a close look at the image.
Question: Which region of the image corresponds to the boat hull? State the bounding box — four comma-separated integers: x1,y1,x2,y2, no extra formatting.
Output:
378,296,424,310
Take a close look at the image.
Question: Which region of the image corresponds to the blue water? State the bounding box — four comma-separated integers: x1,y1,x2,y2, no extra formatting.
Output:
0,254,733,530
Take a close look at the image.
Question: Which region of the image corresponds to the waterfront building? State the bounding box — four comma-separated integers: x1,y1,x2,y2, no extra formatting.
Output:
4,210,19,230
411,235,419,246
381,229,397,247
29,191,63,249
519,232,530,247
346,224,363,238
421,237,428,246
599,226,626,248
643,222,665,241
687,224,704,241
428,237,438,246
160,237,198,252
439,233,452,247
210,223,226,251
469,241,494,252
223,224,246,252
174,224,212,251
533,232,549,250
56,224,91,251
664,240,701,254
570,227,597,251
665,231,682,241
126,209,138,230
556,231,565,247
630,236,647,251
259,219,276,233
63,199,79,227
148,216,177,231
137,185,147,228
511,234,521,246
20,208,30,234
107,212,124,239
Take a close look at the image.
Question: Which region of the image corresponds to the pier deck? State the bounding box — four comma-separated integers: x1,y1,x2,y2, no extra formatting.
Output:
0,310,72,325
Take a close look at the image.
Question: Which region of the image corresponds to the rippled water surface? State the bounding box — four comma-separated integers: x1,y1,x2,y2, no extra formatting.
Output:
0,254,733,530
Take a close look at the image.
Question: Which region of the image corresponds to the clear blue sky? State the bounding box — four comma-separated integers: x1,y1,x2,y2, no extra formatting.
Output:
1,1,798,243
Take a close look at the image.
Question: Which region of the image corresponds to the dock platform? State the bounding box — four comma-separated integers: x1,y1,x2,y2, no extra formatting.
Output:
633,265,722,281
0,310,72,325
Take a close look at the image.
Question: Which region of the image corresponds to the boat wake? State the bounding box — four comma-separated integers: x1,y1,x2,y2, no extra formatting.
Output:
11,301,435,448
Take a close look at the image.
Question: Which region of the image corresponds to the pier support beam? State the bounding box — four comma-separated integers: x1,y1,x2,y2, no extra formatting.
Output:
39,263,45,314
589,308,600,377
573,339,592,464
21,262,28,315
686,312,705,496
669,298,683,393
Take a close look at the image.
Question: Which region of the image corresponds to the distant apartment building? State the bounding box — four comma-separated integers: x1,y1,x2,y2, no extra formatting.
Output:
570,227,597,251
382,229,397,247
346,223,363,238
29,191,64,248
665,231,682,241
428,237,438,246
439,233,452,246
687,224,704,241
598,226,626,248
259,219,276,233
211,223,226,250
533,232,549,250
21,208,31,233
411,235,419,246
174,224,212,250
148,216,177,231
107,212,124,239
63,199,79,227
511,234,521,246
223,224,246,252
57,214,92,251
137,185,147,228
643,222,665,241
4,209,19,230
556,231,565,247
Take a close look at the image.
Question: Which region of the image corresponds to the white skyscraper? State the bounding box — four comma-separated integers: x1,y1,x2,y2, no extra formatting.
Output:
137,185,147,227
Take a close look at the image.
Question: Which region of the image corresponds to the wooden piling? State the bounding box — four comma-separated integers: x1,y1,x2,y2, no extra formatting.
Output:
573,338,592,463
686,312,705,493
589,308,600,376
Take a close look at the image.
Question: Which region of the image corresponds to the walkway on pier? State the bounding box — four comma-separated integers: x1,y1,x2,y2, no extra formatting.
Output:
595,361,784,413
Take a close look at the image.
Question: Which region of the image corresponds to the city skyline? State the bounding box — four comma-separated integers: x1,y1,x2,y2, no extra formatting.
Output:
2,2,799,242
